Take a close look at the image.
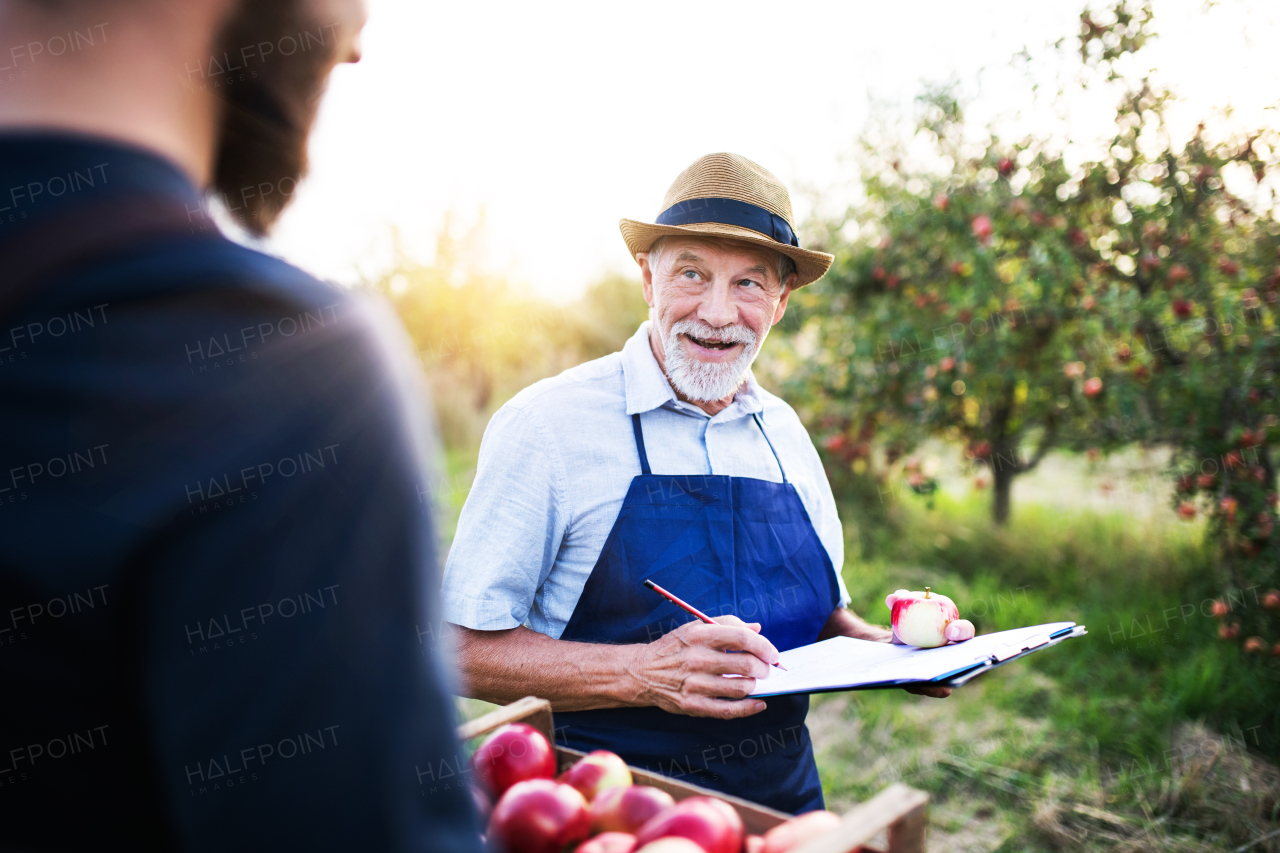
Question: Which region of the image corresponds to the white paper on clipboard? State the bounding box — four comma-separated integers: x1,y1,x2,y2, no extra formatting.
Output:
749,622,1085,697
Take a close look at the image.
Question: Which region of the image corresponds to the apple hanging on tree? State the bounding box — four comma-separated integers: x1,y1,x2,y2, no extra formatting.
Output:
886,588,975,648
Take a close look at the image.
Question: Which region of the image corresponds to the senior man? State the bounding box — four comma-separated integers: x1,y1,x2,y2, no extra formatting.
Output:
442,153,973,813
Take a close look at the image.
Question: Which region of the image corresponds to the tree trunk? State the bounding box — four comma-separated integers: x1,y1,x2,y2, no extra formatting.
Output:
993,462,1014,526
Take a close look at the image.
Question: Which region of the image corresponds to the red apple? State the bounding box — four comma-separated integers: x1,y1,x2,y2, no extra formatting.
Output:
1083,377,1103,398
576,832,638,853
1262,590,1280,610
997,157,1015,176
635,840,705,853
971,215,994,243
1210,600,1229,618
762,811,843,853
1244,637,1266,654
592,785,676,834
488,779,591,853
1167,263,1190,283
1219,622,1240,641
471,723,557,798
1177,501,1196,520
634,796,744,853
559,751,633,802
1173,297,1194,319
886,588,966,648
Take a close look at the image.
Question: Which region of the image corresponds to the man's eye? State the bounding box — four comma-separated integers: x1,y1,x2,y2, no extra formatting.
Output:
739,279,759,288
683,270,698,279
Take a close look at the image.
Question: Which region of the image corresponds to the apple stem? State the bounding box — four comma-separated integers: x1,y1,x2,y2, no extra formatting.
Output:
925,587,931,598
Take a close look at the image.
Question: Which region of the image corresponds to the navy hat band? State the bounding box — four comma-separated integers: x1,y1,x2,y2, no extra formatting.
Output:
654,197,799,248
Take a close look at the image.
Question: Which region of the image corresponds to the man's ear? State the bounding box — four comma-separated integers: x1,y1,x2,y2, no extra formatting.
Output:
771,275,796,325
638,253,655,307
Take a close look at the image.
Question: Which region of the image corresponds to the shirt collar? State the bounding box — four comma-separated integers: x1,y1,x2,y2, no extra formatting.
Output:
621,321,767,423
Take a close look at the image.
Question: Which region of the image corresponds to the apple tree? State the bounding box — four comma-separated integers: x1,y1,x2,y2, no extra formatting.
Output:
774,1,1279,655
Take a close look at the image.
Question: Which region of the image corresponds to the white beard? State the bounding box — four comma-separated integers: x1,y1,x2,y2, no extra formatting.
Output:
653,310,762,402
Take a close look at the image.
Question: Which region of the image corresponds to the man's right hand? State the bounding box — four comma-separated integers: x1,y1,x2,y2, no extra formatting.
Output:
624,616,778,720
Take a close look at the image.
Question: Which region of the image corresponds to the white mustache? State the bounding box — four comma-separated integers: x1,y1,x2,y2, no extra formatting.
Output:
670,319,757,346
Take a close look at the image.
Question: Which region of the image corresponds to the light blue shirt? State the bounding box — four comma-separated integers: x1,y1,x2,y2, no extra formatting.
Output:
441,321,850,639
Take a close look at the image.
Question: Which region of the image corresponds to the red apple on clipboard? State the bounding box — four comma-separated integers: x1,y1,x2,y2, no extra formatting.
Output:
886,587,974,648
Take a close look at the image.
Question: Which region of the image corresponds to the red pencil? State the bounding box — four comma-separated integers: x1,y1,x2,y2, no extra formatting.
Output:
643,579,787,670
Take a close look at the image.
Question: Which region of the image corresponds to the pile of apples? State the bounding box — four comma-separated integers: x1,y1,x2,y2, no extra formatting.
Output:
471,723,843,853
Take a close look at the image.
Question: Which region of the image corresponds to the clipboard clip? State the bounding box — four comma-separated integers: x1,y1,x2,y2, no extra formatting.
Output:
991,633,1050,662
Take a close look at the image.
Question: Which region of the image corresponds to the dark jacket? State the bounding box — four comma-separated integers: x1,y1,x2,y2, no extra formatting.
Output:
0,133,481,852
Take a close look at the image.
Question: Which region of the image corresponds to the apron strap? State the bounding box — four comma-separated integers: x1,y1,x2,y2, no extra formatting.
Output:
753,413,789,484
630,413,652,475
633,411,786,482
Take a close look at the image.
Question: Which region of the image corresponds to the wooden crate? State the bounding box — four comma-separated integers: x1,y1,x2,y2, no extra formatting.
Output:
458,696,929,853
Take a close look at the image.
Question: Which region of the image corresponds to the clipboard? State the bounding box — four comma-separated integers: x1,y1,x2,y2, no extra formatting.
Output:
932,623,1086,688
749,622,1087,697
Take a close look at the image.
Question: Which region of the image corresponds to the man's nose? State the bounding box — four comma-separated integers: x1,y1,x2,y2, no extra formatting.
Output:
698,282,737,328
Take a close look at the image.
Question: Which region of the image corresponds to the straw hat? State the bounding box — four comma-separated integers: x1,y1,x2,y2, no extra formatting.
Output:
620,152,833,288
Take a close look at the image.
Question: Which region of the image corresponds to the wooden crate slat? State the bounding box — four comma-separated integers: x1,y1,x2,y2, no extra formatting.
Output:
457,696,554,744
790,783,930,853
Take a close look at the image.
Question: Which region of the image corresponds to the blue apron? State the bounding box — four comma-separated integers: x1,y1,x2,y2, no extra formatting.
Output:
555,411,841,814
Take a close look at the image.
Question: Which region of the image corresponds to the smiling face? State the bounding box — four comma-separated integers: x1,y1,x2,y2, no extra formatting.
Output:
638,237,795,411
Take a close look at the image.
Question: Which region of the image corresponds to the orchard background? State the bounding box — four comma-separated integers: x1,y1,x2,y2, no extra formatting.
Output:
375,3,1280,849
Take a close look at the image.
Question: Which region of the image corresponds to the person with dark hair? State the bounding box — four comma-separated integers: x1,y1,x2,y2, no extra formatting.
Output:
0,1,481,850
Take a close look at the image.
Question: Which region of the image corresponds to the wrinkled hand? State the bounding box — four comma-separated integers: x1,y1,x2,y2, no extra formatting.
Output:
627,615,778,720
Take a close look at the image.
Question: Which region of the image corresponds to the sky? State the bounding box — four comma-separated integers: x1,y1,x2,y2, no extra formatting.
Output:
258,0,1280,302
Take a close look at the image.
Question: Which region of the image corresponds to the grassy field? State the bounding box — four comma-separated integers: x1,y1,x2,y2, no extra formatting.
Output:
440,443,1280,851
823,489,1280,852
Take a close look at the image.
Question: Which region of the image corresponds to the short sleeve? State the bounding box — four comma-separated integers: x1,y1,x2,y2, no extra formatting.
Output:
441,403,567,631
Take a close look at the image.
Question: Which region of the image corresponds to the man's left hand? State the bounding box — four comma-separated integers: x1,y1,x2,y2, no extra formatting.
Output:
894,618,974,698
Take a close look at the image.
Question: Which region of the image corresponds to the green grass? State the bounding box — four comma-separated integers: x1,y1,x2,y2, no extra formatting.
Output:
820,491,1280,851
